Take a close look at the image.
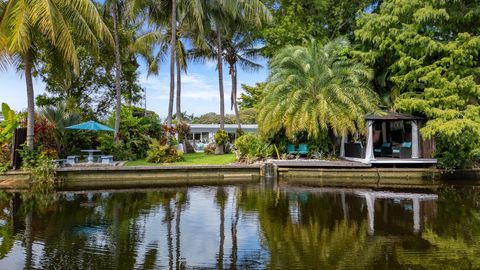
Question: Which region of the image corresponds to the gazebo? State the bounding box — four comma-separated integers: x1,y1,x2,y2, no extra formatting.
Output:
341,112,437,165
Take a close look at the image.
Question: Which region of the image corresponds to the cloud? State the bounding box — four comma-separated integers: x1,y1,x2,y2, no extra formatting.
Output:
141,72,228,102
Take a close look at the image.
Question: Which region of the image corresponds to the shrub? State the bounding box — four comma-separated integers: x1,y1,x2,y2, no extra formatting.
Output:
234,133,275,162
146,140,184,163
98,135,135,161
0,143,10,172
204,143,216,155
176,122,191,142
434,130,480,171
214,129,229,146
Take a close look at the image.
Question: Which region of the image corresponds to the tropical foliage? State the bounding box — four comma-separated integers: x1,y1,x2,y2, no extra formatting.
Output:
0,0,113,150
355,0,480,169
258,38,379,140
146,140,184,163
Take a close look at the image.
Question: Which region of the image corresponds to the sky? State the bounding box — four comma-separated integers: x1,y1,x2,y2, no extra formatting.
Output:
0,55,269,119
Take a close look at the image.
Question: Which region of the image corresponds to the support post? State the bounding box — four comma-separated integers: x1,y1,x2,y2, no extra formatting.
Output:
412,120,420,158
340,135,346,157
364,120,375,163
413,198,420,233
382,122,387,143
365,193,375,235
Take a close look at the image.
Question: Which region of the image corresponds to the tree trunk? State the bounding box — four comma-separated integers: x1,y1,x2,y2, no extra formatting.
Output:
167,0,177,128
24,52,35,151
176,57,182,123
166,201,174,270
231,63,242,133
216,188,225,270
216,24,225,130
175,194,182,269
112,1,122,142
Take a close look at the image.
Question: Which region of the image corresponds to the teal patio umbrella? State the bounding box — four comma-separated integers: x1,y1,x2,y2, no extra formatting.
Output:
66,121,114,161
66,120,114,131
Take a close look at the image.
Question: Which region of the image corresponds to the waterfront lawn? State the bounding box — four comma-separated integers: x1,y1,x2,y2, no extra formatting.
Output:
125,152,237,166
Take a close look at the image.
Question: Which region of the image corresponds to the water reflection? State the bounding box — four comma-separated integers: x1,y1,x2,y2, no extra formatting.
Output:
0,185,478,269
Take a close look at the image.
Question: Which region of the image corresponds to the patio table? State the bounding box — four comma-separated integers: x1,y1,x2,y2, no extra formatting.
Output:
81,150,101,164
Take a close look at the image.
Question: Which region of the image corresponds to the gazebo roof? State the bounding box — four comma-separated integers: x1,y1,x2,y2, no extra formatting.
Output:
365,111,424,121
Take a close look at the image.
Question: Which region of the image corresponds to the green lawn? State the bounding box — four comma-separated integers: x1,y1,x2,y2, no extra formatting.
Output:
125,152,237,166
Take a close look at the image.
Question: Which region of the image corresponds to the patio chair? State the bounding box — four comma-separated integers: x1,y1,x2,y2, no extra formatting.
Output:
374,142,392,157
101,155,114,164
392,142,412,158
298,144,309,156
287,144,297,155
66,156,79,165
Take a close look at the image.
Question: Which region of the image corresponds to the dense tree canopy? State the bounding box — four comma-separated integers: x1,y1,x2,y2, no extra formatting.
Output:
355,0,480,169
260,0,376,57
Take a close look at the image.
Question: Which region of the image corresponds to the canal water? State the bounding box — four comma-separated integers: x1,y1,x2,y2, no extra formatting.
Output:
0,184,479,269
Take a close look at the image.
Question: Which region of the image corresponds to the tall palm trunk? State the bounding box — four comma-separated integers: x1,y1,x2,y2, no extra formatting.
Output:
216,189,225,270
176,57,182,123
167,0,177,128
216,24,225,130
112,1,122,141
24,52,35,151
24,210,33,269
175,194,182,269
230,63,242,133
166,201,174,269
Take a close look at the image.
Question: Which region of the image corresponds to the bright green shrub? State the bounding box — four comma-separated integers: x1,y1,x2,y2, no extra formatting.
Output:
214,129,229,145
235,133,275,162
146,140,184,163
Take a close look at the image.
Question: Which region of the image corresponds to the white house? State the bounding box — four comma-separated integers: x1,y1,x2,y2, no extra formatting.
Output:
188,124,258,144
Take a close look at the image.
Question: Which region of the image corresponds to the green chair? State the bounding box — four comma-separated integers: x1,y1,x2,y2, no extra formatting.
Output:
287,144,297,155
298,144,308,155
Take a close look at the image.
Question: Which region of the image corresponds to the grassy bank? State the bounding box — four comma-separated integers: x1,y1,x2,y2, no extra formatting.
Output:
125,152,237,166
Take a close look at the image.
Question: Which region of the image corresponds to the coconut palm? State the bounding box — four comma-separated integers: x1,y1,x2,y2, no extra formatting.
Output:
130,0,188,128
223,22,263,132
188,0,270,131
104,0,124,141
0,0,113,150
258,38,380,140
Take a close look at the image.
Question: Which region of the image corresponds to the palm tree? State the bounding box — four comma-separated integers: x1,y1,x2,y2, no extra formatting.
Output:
130,0,187,128
39,102,81,156
189,0,270,131
0,0,113,150
258,38,380,141
223,22,263,132
167,0,177,127
104,0,124,141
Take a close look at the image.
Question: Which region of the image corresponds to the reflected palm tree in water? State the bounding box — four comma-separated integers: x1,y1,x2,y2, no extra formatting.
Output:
215,187,228,270
175,189,188,270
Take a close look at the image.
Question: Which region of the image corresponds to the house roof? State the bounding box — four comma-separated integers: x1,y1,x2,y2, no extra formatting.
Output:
189,124,258,133
365,111,424,121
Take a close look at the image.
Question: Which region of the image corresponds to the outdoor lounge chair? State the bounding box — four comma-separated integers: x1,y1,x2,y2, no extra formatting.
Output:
392,142,412,158
298,144,309,156
374,142,392,157
287,144,297,155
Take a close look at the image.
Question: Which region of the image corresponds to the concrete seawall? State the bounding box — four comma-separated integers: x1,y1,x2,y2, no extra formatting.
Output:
0,165,479,191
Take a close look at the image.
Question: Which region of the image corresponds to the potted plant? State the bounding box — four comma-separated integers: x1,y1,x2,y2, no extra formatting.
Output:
214,129,229,155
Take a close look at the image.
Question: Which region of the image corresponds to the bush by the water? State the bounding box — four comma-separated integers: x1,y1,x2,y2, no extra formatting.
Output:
234,133,275,162
146,140,184,163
